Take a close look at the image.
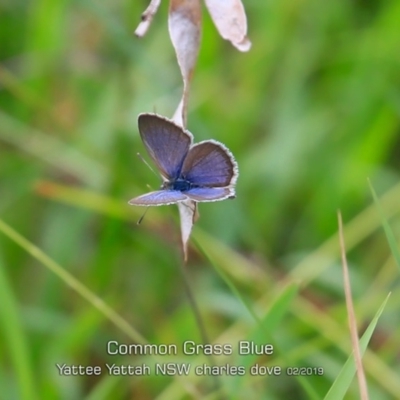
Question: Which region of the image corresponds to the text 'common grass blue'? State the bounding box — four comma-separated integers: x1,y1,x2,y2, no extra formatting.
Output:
129,113,238,206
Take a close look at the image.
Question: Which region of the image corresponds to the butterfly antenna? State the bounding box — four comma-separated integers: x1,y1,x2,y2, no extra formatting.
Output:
137,207,150,225
137,152,158,177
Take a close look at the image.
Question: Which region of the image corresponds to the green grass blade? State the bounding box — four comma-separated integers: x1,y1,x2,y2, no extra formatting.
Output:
324,293,390,400
230,283,299,396
85,375,125,400
0,110,108,187
368,179,400,273
0,254,38,400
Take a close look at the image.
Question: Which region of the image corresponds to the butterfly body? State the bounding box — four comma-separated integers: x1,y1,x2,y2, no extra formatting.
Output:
129,114,238,207
163,177,196,192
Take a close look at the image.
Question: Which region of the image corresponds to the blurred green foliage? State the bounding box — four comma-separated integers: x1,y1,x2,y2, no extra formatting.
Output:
1,0,400,399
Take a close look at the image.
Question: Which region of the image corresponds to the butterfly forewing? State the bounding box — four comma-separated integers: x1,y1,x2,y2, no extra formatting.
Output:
181,140,238,187
138,114,193,179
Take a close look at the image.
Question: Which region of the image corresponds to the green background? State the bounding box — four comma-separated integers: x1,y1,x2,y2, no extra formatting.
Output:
1,0,400,399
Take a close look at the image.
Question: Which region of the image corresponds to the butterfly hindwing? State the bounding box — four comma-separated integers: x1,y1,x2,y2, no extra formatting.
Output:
185,187,235,202
180,140,238,188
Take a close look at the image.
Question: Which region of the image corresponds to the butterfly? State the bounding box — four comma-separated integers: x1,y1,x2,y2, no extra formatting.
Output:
129,113,238,206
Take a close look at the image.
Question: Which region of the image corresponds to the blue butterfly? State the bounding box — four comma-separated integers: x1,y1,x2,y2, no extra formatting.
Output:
129,113,238,206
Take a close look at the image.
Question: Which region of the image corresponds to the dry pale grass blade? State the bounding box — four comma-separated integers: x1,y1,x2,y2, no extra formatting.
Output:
135,0,162,37
338,211,369,400
204,0,251,51
169,0,202,126
178,200,199,262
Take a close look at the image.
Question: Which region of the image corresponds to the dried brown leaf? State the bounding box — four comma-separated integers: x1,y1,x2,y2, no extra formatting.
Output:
135,0,162,37
169,0,202,126
178,200,199,262
204,0,251,51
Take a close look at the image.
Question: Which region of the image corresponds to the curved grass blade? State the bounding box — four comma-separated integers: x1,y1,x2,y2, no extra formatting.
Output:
0,218,145,344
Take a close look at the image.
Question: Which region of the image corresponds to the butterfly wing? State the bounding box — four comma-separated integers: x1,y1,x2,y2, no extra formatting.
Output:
185,187,235,202
180,140,238,187
138,114,193,180
128,190,188,206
